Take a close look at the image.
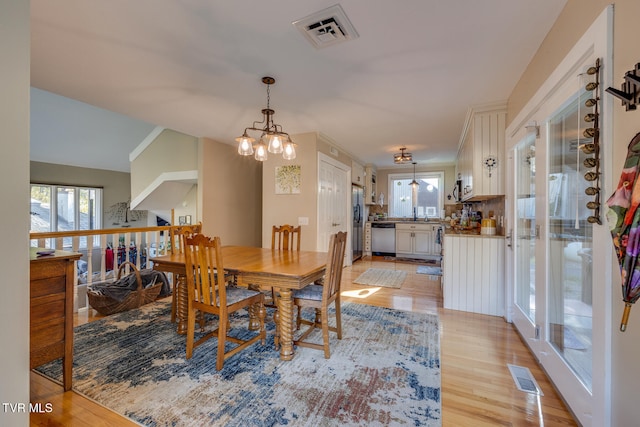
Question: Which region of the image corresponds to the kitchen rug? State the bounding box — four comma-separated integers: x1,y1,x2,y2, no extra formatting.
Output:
417,265,442,276
35,300,441,426
353,268,407,288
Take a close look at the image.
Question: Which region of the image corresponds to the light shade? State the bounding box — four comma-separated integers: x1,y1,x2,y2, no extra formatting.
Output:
254,142,268,161
267,134,284,154
283,138,296,160
236,133,255,155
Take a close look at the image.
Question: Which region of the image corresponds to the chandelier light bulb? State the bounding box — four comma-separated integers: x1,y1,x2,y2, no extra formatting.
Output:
268,134,284,154
236,135,254,156
254,142,268,161
283,140,296,160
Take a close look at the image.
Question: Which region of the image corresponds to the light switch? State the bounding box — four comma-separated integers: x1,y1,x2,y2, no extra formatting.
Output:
298,217,309,226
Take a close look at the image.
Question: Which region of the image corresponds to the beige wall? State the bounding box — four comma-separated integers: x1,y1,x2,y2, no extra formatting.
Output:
261,132,321,251
508,1,640,425
1,0,30,422
130,129,198,197
199,137,262,246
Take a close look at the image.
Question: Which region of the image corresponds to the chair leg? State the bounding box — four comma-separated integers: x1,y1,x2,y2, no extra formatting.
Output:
335,298,342,340
185,307,196,359
216,314,227,371
321,308,330,359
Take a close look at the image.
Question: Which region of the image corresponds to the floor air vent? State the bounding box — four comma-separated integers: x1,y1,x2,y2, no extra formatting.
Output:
292,4,359,49
507,364,544,395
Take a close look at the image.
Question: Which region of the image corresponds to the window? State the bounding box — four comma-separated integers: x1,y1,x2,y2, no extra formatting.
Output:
30,183,102,247
388,172,444,219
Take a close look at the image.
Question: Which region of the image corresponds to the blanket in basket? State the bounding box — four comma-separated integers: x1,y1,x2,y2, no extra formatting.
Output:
89,270,171,302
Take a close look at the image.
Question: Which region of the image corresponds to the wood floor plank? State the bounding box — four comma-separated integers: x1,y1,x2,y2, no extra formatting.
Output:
30,256,577,426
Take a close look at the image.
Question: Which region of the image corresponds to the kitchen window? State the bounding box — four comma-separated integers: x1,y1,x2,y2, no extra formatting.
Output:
30,183,102,248
388,172,444,219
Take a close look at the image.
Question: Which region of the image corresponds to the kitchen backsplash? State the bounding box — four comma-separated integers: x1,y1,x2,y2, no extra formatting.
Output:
367,196,504,223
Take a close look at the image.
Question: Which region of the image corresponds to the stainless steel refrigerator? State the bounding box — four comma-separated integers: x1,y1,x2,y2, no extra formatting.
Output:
352,184,363,261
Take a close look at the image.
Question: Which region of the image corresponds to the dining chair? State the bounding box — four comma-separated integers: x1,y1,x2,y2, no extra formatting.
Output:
169,223,202,323
292,231,347,359
183,233,265,370
267,225,301,308
271,224,301,251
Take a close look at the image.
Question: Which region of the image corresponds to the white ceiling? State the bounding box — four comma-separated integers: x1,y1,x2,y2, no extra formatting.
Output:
30,0,567,172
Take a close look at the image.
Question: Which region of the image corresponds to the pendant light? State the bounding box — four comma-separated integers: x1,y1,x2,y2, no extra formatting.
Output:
235,76,296,161
409,162,419,187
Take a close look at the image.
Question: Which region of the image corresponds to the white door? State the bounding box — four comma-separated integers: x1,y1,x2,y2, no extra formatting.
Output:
318,153,350,259
505,9,612,425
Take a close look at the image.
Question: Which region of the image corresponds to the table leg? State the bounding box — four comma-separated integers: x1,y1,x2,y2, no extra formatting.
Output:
176,273,188,335
278,288,295,361
247,284,260,330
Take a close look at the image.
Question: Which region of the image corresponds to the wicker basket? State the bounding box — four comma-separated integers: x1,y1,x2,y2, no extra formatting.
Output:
87,262,163,315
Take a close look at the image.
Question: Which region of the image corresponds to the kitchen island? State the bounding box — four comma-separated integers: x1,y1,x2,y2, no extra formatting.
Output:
442,231,505,317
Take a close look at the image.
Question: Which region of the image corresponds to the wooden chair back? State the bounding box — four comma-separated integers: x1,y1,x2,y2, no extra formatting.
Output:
322,231,348,303
170,223,202,255
183,233,226,310
271,224,301,251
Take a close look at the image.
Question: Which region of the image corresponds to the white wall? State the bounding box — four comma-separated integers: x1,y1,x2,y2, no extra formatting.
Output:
0,1,30,425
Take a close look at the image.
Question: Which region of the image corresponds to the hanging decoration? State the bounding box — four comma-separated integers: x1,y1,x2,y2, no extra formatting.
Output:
582,58,602,225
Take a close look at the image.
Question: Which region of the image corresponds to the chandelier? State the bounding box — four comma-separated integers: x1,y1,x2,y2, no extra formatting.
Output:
393,147,413,164
236,76,296,161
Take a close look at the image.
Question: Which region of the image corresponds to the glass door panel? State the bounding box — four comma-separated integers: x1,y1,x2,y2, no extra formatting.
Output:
546,91,593,391
515,134,537,323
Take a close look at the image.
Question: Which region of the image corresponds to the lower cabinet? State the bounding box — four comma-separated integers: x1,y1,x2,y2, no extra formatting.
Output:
443,234,505,317
395,223,440,258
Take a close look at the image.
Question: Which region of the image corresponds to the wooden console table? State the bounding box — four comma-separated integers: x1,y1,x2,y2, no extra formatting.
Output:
30,247,81,391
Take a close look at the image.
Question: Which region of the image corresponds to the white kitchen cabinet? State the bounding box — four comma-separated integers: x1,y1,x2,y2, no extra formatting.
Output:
457,103,506,201
395,223,441,259
352,161,365,186
364,164,377,205
443,234,504,317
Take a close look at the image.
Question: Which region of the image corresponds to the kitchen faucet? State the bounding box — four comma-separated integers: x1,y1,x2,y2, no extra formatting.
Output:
413,207,417,221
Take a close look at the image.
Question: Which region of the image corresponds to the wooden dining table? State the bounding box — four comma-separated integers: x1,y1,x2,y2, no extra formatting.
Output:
150,246,327,361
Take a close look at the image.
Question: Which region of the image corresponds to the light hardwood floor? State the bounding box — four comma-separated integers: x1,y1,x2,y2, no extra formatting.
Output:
30,257,577,426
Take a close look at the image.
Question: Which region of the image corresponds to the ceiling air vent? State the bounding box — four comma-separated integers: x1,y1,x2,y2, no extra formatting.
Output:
293,4,359,49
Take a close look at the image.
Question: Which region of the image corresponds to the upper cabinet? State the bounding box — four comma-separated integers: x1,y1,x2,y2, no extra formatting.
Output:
352,160,365,186
456,103,507,201
364,164,377,205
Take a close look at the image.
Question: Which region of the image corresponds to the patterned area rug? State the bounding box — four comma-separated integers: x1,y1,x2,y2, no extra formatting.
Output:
353,268,407,288
36,300,441,426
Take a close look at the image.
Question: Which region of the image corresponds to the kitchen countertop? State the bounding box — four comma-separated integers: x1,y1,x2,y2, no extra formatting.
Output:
444,228,504,238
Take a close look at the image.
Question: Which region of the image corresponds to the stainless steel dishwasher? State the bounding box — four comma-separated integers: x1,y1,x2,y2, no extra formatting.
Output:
371,222,396,256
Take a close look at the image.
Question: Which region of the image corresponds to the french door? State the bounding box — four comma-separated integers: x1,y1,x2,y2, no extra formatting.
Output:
317,153,349,261
506,8,612,426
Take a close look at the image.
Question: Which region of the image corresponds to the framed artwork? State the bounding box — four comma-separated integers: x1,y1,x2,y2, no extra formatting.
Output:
275,165,301,194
